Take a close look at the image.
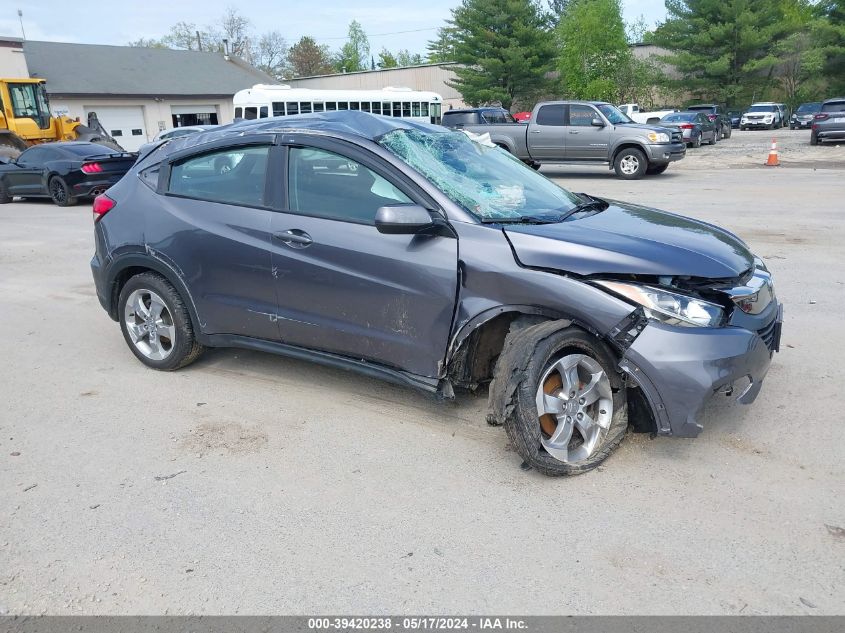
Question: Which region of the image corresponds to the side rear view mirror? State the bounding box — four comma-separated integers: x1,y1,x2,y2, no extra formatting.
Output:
591,118,605,127
375,205,436,235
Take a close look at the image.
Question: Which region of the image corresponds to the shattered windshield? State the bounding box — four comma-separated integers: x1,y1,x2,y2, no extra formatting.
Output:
378,129,581,221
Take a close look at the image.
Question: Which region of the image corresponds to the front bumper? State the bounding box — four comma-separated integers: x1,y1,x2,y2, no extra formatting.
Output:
791,118,813,128
646,142,686,164
742,120,774,128
620,303,782,438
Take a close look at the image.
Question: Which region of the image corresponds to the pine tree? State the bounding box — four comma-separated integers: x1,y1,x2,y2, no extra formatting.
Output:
651,0,795,105
447,0,555,109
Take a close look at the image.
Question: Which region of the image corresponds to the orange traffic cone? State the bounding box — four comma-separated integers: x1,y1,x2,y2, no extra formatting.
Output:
766,138,780,166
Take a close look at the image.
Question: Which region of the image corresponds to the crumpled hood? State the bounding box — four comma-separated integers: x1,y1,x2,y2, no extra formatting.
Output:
504,200,754,278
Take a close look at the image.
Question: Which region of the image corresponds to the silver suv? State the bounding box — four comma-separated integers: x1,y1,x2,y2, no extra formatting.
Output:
811,97,845,145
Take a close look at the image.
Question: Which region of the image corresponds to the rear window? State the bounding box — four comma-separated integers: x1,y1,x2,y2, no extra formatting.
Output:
662,113,694,122
687,105,715,112
60,143,109,157
443,112,478,126
821,101,845,113
168,145,270,207
482,110,515,124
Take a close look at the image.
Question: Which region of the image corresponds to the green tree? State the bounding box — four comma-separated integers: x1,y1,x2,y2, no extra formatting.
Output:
557,0,632,101
335,20,370,72
816,0,845,93
426,25,459,62
448,0,555,109
651,0,795,105
396,50,424,66
288,36,334,77
378,48,399,68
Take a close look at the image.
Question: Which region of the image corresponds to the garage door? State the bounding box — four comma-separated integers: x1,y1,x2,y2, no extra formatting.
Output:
84,105,147,152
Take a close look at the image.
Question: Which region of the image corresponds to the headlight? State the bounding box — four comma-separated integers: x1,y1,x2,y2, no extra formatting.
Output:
647,132,670,143
595,281,725,328
764,115,773,121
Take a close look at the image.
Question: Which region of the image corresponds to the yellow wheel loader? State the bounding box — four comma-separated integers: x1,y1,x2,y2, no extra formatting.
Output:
0,78,124,160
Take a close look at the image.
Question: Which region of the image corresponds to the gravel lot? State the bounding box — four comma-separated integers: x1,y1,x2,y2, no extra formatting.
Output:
1,133,843,615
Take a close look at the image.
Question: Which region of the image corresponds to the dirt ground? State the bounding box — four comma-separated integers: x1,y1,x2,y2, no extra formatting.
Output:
1,136,843,615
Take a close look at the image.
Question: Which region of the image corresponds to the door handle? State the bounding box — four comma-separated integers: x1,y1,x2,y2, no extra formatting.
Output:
274,230,312,248
569,130,580,134
529,130,541,134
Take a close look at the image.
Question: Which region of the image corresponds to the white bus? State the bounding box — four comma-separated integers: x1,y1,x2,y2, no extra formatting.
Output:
233,84,444,125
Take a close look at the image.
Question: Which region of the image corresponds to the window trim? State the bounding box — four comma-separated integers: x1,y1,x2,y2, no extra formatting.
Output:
161,141,277,210
278,134,439,226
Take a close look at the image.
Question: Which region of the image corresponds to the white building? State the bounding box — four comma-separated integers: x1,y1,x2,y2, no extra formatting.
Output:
0,37,277,151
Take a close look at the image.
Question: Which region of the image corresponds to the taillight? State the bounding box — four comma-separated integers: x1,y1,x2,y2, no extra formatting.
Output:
92,194,115,222
679,124,694,129
813,113,829,120
82,162,103,174
707,114,717,120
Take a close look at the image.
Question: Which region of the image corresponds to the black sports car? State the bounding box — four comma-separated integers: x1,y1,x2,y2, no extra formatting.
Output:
0,142,136,207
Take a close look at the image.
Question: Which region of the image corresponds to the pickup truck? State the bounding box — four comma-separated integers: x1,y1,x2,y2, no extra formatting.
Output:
454,100,686,179
618,103,678,124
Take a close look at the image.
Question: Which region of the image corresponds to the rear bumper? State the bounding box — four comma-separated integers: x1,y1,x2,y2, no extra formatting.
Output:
815,127,845,139
72,175,123,197
620,304,782,438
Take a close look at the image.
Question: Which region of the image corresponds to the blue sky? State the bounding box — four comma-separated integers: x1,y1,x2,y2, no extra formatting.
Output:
2,1,667,55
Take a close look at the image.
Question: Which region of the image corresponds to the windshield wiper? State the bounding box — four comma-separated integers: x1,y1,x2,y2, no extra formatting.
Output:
480,215,567,224
561,196,610,219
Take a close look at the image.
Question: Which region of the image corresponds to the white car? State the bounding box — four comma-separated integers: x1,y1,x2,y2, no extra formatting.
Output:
741,103,783,130
618,103,678,124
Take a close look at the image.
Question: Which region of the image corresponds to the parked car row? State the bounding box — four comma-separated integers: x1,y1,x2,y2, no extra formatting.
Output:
657,111,720,147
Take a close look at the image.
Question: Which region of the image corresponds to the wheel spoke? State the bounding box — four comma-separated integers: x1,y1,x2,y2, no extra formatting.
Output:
148,298,165,321
539,393,566,416
126,322,145,343
541,417,574,462
579,371,610,405
553,355,581,394
156,322,175,343
575,413,602,454
133,294,150,319
548,417,574,446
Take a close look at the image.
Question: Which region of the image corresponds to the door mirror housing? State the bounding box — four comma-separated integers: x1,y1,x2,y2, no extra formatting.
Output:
591,118,605,127
375,205,436,235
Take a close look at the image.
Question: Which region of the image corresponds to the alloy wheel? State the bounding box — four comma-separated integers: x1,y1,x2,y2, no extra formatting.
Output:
123,289,176,361
619,155,639,175
535,354,613,463
49,179,67,204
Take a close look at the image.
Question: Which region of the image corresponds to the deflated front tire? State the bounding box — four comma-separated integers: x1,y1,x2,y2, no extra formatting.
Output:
488,321,628,476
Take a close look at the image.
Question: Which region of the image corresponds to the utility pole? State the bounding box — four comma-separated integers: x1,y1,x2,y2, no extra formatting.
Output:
18,9,26,40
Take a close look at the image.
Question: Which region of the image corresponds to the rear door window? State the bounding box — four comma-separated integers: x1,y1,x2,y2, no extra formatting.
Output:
168,145,270,207
534,105,566,126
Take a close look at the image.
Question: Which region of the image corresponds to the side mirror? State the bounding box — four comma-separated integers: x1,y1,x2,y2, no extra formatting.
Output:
591,118,605,127
375,204,436,235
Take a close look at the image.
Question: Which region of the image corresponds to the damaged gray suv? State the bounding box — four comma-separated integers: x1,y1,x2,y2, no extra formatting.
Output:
91,112,783,475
